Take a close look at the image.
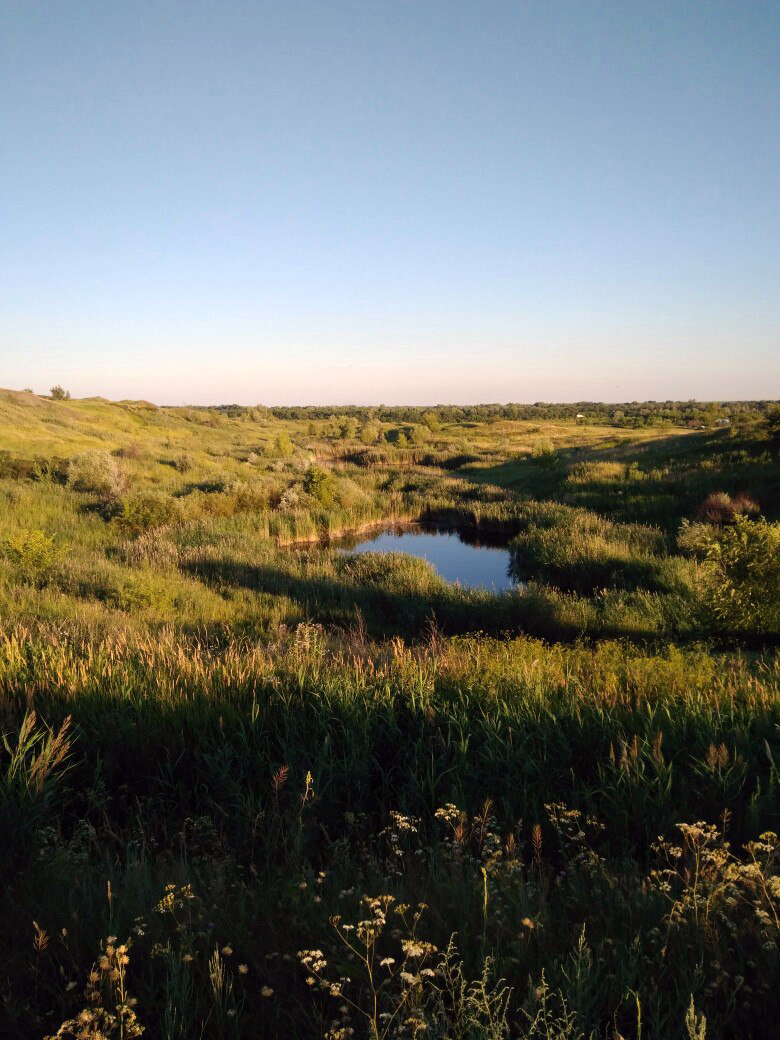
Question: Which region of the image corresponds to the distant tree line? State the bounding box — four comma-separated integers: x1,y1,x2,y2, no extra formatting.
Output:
196,400,776,428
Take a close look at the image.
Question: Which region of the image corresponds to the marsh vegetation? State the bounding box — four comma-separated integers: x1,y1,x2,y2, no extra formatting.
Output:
0,389,778,1038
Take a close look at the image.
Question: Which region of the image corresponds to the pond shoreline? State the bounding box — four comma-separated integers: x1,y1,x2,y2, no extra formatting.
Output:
276,514,520,548
280,520,521,591
274,515,418,547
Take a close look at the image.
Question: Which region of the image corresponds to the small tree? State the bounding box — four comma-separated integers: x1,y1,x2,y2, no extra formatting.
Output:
50,385,70,400
303,465,336,507
340,417,359,440
360,422,381,445
273,432,294,458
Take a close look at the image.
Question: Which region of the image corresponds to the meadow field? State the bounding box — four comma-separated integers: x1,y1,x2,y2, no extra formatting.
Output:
1,389,779,1039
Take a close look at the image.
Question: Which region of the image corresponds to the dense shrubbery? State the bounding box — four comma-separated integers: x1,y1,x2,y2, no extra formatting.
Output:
0,451,69,483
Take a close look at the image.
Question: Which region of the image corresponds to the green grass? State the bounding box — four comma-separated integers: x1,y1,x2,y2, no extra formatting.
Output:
0,390,779,1038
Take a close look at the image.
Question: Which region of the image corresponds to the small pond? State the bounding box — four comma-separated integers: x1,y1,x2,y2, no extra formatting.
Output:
332,524,520,592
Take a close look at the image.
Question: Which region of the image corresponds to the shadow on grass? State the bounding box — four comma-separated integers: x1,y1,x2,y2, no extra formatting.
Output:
460,428,779,527
183,555,686,645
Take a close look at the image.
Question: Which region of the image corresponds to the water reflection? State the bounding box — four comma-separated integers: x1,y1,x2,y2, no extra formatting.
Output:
332,524,520,592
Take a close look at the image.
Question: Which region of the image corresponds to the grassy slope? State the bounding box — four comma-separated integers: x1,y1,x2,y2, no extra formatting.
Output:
0,392,779,1039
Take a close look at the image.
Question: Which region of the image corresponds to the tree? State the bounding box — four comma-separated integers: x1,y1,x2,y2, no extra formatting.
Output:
272,432,294,458
50,385,70,400
360,422,381,445
340,417,359,440
303,466,336,507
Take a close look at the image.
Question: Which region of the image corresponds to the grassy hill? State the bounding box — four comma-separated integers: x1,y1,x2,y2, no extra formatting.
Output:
0,393,778,1038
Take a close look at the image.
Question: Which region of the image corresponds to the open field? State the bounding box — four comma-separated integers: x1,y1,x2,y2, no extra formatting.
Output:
1,391,779,1039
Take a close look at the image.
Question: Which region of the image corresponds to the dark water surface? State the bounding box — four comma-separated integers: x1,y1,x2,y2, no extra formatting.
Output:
333,524,519,592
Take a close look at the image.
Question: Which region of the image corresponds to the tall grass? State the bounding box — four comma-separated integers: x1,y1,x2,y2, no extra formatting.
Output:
1,397,779,1037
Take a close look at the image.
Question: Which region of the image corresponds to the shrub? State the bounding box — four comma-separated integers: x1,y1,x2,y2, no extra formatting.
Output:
49,385,70,400
765,406,780,435
4,529,59,583
696,492,758,525
174,452,194,472
112,572,170,613
730,492,760,517
700,516,780,633
278,486,300,511
68,451,125,497
272,432,294,457
114,492,181,537
335,476,371,509
0,452,68,483
115,442,144,460
531,439,559,469
303,466,336,507
340,417,359,439
223,480,269,512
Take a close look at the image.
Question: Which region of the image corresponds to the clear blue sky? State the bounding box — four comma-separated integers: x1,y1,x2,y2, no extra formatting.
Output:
1,0,778,404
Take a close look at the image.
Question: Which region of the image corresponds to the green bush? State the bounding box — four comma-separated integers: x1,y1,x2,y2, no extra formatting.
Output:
112,572,170,612
409,424,430,445
114,492,181,537
701,516,780,633
272,432,294,457
360,421,382,445
4,529,59,583
531,439,561,470
303,465,336,507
